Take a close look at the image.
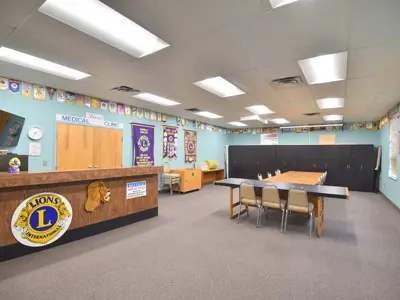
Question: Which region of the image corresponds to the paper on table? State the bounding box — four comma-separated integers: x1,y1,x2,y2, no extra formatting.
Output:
29,142,41,156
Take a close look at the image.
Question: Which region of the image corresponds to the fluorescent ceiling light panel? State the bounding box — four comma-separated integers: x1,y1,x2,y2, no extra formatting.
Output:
240,115,261,121
133,93,180,106
298,52,348,85
228,122,248,127
271,118,290,124
39,0,169,58
270,0,299,9
316,97,344,109
281,123,343,129
193,111,223,119
245,105,274,115
193,76,245,98
323,115,343,121
0,47,90,80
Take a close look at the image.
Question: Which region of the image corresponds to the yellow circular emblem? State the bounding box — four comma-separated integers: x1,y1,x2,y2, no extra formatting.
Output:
11,193,73,247
138,135,150,152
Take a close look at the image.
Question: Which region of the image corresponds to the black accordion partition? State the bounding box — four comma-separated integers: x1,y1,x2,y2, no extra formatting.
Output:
228,145,377,192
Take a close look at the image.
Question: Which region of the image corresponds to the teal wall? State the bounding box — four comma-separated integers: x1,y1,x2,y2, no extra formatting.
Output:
0,90,228,174
379,121,400,207
228,130,381,146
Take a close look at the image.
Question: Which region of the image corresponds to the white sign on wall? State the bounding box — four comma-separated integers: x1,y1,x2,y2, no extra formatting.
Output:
56,114,123,129
126,181,147,199
260,133,279,145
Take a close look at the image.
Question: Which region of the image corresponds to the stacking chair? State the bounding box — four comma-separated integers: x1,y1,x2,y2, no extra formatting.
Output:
267,172,272,178
162,162,181,195
261,185,287,232
238,182,262,227
257,173,263,180
284,189,314,238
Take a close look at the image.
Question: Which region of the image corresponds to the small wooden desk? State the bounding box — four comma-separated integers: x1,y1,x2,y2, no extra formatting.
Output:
201,168,224,187
264,171,325,237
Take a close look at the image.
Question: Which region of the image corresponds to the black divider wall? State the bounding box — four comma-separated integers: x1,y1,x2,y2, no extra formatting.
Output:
228,145,377,192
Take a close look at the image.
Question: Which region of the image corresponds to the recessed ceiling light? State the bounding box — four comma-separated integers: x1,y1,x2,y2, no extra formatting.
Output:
316,98,344,109
228,122,248,127
240,115,261,121
193,111,223,119
323,115,343,121
270,0,299,9
133,93,180,106
271,118,290,124
193,76,245,98
39,0,169,58
298,52,348,85
245,105,274,115
0,47,90,80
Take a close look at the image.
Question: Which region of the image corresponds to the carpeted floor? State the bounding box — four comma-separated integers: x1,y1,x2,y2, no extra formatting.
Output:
1,185,400,300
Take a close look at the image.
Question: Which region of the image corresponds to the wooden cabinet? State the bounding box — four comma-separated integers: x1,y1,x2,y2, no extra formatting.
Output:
56,124,122,170
171,168,202,192
201,168,224,187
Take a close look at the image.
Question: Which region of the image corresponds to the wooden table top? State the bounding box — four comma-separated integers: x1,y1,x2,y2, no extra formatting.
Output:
263,171,324,185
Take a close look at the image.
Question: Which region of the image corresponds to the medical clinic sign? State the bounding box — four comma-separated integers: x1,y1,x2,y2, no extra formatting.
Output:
56,113,124,129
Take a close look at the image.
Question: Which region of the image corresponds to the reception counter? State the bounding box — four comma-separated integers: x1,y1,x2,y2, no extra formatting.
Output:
0,166,163,261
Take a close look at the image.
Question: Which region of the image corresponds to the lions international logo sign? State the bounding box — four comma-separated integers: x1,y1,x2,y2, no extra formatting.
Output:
11,193,73,247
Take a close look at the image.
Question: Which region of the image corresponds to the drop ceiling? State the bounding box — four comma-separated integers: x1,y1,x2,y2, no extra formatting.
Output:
0,0,399,128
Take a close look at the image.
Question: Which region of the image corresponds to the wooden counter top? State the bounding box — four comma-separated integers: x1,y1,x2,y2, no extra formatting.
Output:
0,166,163,189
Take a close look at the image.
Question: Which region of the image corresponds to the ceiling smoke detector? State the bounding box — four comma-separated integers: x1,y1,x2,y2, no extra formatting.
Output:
110,85,140,93
270,76,305,89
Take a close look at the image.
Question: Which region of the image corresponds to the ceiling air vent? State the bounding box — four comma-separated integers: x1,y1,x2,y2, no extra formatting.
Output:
303,112,320,116
270,76,305,89
185,108,202,112
110,85,140,93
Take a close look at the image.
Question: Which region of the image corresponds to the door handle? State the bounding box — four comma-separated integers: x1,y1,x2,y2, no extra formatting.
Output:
88,165,92,168
361,165,363,170
94,165,99,168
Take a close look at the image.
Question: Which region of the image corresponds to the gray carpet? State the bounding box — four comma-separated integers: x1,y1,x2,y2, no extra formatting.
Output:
1,185,400,300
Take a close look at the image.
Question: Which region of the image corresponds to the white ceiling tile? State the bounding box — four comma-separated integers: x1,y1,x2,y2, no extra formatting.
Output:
0,0,45,28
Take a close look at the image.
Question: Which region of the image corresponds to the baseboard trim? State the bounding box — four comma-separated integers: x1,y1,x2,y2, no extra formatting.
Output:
0,207,158,262
378,190,400,213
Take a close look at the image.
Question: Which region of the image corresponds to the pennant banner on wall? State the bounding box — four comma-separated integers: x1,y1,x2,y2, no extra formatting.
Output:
0,77,8,90
132,123,155,166
33,85,46,101
8,79,20,94
76,94,84,105
184,130,197,164
57,90,66,102
47,87,56,100
22,82,32,97
162,126,178,160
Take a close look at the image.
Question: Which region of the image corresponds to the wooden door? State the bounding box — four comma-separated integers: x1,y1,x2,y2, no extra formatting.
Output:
56,124,94,170
93,127,122,168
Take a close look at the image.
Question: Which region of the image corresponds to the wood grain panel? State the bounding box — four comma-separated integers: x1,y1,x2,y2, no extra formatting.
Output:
0,174,159,246
57,123,94,170
0,166,163,188
93,128,123,168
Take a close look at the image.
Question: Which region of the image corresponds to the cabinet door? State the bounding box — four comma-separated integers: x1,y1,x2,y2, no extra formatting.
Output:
56,124,94,170
275,146,295,172
93,128,123,169
228,146,243,178
349,145,376,192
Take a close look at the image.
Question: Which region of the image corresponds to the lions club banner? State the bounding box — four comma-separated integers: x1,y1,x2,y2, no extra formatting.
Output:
184,130,197,164
162,126,178,160
11,193,73,247
132,123,155,166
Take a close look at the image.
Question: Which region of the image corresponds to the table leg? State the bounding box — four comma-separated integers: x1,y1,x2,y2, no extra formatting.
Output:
229,187,247,220
316,197,323,238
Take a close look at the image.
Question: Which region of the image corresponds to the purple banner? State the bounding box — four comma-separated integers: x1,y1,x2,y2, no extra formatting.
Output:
184,130,197,164
162,126,178,160
132,123,155,166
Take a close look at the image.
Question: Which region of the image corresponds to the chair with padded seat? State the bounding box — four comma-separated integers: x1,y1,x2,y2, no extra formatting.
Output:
163,162,180,195
238,182,262,227
284,189,314,238
260,184,287,232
